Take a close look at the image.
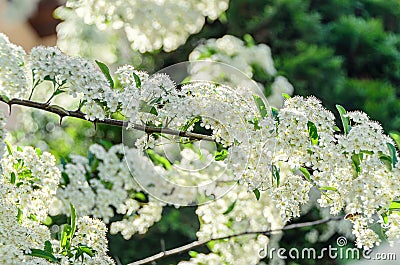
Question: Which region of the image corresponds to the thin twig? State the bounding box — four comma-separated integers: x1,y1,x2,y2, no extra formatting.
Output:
0,97,214,142
128,216,343,265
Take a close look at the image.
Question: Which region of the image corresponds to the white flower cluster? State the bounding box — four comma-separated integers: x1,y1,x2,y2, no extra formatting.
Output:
50,144,165,240
0,33,28,99
0,145,115,264
61,0,229,53
29,46,118,120
1,146,61,222
189,35,294,108
179,184,284,265
275,96,400,249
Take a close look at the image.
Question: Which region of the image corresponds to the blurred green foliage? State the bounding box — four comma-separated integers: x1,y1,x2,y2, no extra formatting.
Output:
154,0,400,132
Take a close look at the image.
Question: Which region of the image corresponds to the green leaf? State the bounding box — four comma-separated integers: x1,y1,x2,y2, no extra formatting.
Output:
223,200,236,215
253,189,261,200
98,139,113,150
0,94,10,102
351,153,361,176
243,34,255,47
10,172,16,184
253,95,268,118
132,72,141,89
336,105,350,135
134,192,148,202
75,244,95,260
307,121,319,145
70,204,77,237
189,251,198,258
147,150,172,169
272,164,280,186
387,143,398,167
44,240,53,254
42,216,53,226
214,149,228,161
333,125,341,132
380,155,393,170
282,93,291,99
319,186,338,192
389,201,400,211
5,141,13,155
27,249,58,263
17,208,23,224
35,148,42,156
60,224,72,250
180,116,201,132
139,100,158,115
95,60,114,88
390,131,400,149
299,167,311,182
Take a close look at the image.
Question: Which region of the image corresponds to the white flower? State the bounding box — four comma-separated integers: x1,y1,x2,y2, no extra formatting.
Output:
0,33,29,99
60,0,229,53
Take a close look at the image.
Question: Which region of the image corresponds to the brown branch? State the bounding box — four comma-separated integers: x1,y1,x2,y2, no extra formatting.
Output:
128,216,343,265
0,97,214,142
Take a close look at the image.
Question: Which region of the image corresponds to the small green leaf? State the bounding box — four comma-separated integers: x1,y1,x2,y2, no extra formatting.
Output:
42,216,53,226
147,150,172,169
180,116,201,132
139,100,158,115
98,139,113,150
27,249,58,263
17,208,23,224
390,131,400,149
387,143,398,167
189,251,198,258
351,153,361,176
214,149,228,161
0,94,10,102
299,167,311,182
223,200,236,215
380,155,392,170
253,188,261,200
253,95,268,118
70,204,77,237
319,186,338,192
35,148,42,156
5,141,13,155
282,93,291,99
333,126,341,132
60,224,71,249
44,240,53,254
132,72,141,89
75,244,95,259
10,172,16,184
17,146,22,152
389,201,400,211
272,164,280,187
134,192,148,202
336,105,350,135
307,121,319,145
95,60,114,88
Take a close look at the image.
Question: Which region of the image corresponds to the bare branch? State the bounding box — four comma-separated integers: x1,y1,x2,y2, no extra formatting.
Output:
0,97,214,142
128,216,343,265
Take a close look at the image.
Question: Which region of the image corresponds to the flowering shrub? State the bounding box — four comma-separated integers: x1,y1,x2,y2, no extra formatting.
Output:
0,19,400,264
59,0,229,53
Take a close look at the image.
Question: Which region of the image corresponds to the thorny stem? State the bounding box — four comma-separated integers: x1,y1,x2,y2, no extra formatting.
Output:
0,97,214,142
